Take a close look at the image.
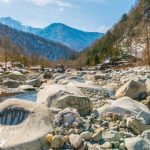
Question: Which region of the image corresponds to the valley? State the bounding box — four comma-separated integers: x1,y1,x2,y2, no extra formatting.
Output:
0,0,150,150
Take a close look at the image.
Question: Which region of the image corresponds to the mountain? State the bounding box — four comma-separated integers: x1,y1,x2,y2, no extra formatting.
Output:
0,17,103,51
81,0,150,66
34,23,103,51
0,17,40,33
0,23,75,61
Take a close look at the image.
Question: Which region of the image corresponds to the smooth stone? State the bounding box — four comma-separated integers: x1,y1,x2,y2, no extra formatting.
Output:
141,129,150,140
80,131,93,140
115,78,146,99
8,71,25,81
119,142,126,150
51,135,64,149
96,97,150,124
26,78,41,87
3,80,19,88
92,132,102,142
101,141,112,149
19,85,35,91
0,99,53,150
69,134,83,149
37,84,93,116
125,137,150,150
103,130,121,141
55,107,80,126
126,118,149,135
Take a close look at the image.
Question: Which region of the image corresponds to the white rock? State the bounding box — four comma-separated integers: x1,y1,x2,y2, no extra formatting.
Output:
51,135,64,149
55,107,80,126
95,97,150,124
69,134,83,149
0,98,53,150
101,141,112,149
125,137,150,150
37,84,93,116
26,78,41,87
19,85,35,91
103,130,121,141
116,78,146,99
8,71,25,81
80,131,93,140
141,129,150,140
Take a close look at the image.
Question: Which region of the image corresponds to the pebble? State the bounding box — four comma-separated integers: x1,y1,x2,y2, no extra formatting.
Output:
69,134,83,149
92,132,102,142
101,141,112,149
51,135,64,149
119,142,126,149
80,131,93,140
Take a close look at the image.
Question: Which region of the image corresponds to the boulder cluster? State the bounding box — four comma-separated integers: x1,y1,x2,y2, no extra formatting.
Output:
1,65,150,149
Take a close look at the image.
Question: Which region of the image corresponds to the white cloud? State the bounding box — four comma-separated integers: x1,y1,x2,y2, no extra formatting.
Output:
1,0,11,4
27,0,53,6
27,0,75,8
56,1,72,7
97,25,110,33
81,0,108,4
59,7,64,12
88,0,106,3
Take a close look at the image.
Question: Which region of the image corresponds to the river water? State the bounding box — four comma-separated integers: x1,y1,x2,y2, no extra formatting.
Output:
0,92,37,102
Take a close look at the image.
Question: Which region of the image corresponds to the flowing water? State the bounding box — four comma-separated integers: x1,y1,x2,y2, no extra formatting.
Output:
0,92,37,102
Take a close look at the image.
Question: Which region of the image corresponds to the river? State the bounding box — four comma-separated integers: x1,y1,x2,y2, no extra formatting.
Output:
0,92,37,102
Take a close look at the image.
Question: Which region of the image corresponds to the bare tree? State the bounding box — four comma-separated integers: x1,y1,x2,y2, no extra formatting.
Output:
144,7,150,65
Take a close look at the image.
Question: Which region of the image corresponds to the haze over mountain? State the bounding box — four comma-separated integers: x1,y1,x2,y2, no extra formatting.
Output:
0,17,103,51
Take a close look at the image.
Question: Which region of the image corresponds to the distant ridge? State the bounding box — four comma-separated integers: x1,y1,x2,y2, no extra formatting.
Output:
0,22,75,61
0,17,104,51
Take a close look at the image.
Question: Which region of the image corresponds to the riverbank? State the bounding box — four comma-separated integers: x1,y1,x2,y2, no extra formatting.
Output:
1,65,150,149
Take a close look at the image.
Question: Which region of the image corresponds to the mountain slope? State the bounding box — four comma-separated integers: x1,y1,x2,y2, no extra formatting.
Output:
34,23,103,51
0,23,75,61
0,17,40,33
0,17,103,51
82,0,150,66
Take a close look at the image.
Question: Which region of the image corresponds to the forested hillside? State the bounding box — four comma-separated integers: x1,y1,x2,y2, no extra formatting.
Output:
0,23,75,65
84,0,150,66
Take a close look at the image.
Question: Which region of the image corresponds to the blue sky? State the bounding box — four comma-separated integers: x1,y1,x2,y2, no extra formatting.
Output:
0,0,137,33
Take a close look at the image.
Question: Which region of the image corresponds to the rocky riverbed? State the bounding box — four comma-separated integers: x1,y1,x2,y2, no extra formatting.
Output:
1,66,150,149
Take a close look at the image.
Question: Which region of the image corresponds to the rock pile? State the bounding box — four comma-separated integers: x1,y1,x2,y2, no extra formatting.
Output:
1,66,150,149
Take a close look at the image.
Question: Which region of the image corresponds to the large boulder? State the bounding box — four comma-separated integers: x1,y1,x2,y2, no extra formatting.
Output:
83,74,95,81
94,97,150,124
3,80,20,88
26,78,42,87
145,78,150,96
37,84,93,116
53,74,70,83
8,71,26,81
94,73,111,80
67,81,115,97
19,85,35,91
126,118,149,135
125,137,150,150
0,99,53,150
43,71,52,79
115,79,146,99
141,129,150,140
